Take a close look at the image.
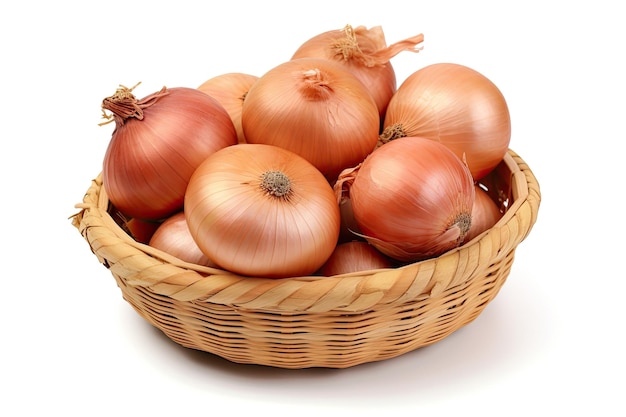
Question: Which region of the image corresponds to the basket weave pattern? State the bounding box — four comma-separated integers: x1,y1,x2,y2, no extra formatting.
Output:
73,150,540,368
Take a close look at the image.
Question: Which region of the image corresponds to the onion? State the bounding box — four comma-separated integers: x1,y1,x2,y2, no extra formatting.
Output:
148,212,217,267
100,83,237,220
185,143,341,278
124,217,161,244
197,72,259,143
111,208,161,244
241,57,380,182
291,24,424,120
381,63,511,180
319,241,394,276
465,184,503,242
335,136,475,262
338,196,363,243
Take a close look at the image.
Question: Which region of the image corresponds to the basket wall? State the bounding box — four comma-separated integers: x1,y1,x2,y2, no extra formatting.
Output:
72,150,540,369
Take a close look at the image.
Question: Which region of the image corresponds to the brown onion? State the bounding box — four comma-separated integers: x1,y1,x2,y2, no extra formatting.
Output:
241,57,380,182
319,241,394,276
185,143,341,278
465,184,503,242
335,136,475,262
381,63,511,180
148,212,217,267
100,83,237,220
197,72,259,143
291,24,424,119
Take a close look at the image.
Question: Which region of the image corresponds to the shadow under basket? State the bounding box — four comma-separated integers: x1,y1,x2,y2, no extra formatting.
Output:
72,149,540,369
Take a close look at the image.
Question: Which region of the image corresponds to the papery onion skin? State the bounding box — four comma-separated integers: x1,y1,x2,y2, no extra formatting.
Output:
101,84,238,221
336,136,475,262
149,212,218,268
198,72,259,143
185,143,341,278
291,24,424,120
465,184,503,243
319,241,394,276
382,63,511,180
241,57,380,182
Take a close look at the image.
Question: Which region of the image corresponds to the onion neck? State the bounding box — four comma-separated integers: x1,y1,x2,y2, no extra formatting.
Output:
260,170,292,199
300,69,332,100
99,82,169,127
331,24,369,64
377,123,407,148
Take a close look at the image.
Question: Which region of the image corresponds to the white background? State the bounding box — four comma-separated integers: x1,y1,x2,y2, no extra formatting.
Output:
2,1,624,415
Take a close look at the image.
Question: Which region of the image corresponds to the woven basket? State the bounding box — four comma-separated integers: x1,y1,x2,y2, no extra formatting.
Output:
72,149,540,369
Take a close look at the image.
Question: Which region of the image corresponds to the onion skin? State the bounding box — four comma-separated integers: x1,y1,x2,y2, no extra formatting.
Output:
382,63,511,180
198,72,259,143
319,241,394,276
465,184,503,242
336,136,475,262
101,85,238,221
241,57,380,182
149,212,217,267
291,25,424,120
185,143,341,278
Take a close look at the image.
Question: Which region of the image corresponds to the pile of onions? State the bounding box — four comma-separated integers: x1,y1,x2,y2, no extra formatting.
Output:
319,241,393,276
148,212,217,268
381,63,511,180
465,184,503,242
96,24,515,278
291,24,424,119
184,143,341,278
241,57,380,182
197,72,259,143
335,136,475,262
101,83,238,220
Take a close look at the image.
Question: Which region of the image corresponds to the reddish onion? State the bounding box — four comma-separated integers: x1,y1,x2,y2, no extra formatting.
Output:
241,57,380,182
381,63,511,180
100,83,237,220
465,184,503,242
184,143,341,278
338,196,363,243
124,217,161,244
291,24,424,119
319,241,394,276
149,212,217,268
197,72,259,143
335,136,475,262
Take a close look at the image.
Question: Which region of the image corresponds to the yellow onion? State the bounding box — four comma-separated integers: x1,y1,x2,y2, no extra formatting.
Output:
198,72,259,143
319,241,394,276
100,83,237,220
185,143,341,278
148,212,218,268
291,24,424,120
465,184,503,242
381,63,511,180
335,136,475,262
241,57,380,182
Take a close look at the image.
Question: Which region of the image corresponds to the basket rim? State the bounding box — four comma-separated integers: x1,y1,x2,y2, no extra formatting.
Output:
72,149,540,313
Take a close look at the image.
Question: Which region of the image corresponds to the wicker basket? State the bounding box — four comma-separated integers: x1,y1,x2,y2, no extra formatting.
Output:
72,149,540,369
